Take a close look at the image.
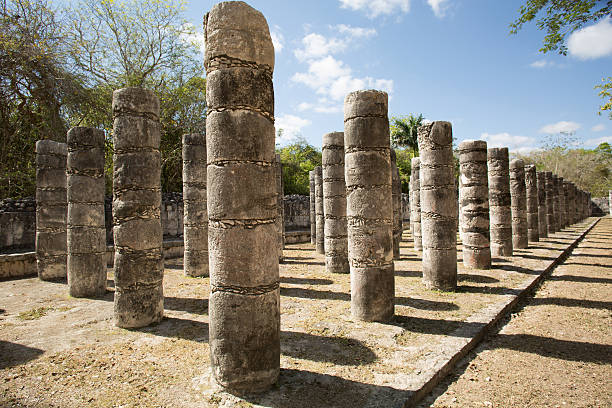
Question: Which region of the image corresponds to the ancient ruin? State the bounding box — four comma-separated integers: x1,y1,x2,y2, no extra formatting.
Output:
182,133,208,277
275,154,285,262
391,149,402,260
309,170,316,245
344,90,394,321
458,140,491,269
525,164,539,242
322,132,349,274
510,159,528,249
536,171,548,238
66,127,106,297
410,157,422,251
545,172,556,234
314,165,325,255
418,121,457,290
488,147,513,256
204,1,279,392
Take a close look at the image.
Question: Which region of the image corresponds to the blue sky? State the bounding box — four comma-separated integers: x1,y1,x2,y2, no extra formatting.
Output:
186,0,611,152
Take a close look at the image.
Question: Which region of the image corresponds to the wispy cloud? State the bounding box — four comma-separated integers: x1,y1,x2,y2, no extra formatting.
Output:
568,18,612,60
591,124,606,132
480,132,537,153
294,33,348,61
338,0,410,18
275,114,311,143
539,121,581,134
585,135,612,147
332,24,377,38
271,27,284,53
427,0,450,18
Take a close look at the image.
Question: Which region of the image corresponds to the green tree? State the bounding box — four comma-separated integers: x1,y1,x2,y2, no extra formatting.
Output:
510,0,612,118
390,113,423,154
277,137,322,195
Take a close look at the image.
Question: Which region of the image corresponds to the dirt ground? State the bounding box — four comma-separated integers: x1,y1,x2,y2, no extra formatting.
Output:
419,217,612,408
0,218,605,408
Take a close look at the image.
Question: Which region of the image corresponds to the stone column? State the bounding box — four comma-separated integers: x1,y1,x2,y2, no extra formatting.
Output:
391,149,402,259
524,164,539,242
66,128,106,297
545,172,556,234
510,159,528,249
458,140,490,269
552,175,560,231
609,190,612,216
563,181,570,228
418,121,457,290
344,90,394,322
567,183,576,225
587,192,592,218
558,176,566,230
487,147,512,256
309,170,316,245
274,154,284,262
182,133,208,277
410,157,422,251
314,166,325,255
322,132,349,273
35,140,67,280
204,2,279,392
536,171,548,238
112,87,163,328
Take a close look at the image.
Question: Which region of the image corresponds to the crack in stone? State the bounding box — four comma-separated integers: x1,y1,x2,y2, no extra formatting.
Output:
211,281,279,296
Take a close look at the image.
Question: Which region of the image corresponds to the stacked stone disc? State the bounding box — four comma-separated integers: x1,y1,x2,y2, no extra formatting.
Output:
344,90,394,322
458,140,490,269
204,2,279,392
182,133,208,277
314,166,325,255
66,127,107,297
562,180,569,229
536,171,548,238
487,147,512,256
418,121,457,290
322,132,349,274
410,157,422,251
510,159,528,249
609,190,611,216
390,149,402,260
112,87,163,328
545,172,556,234
35,140,67,281
553,175,560,231
558,176,566,230
309,170,316,245
524,164,538,242
274,154,284,262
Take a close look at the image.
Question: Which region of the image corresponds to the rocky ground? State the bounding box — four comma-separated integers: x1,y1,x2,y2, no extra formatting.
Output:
0,217,607,407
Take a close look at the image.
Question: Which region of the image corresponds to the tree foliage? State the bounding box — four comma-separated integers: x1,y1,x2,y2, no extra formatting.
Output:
277,138,322,195
390,113,423,154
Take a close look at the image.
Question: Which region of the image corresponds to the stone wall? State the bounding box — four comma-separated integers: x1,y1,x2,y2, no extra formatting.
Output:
591,197,608,216
284,194,310,231
0,198,36,253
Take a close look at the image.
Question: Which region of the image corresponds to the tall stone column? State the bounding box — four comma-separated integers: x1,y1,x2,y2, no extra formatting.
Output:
562,181,570,228
309,170,316,245
35,140,67,280
66,128,106,297
567,183,576,225
524,164,539,242
410,157,422,251
587,192,592,218
418,121,457,290
545,172,556,234
391,149,402,259
182,133,208,277
552,175,560,231
322,132,349,274
204,2,279,392
274,154,284,262
577,190,583,221
609,190,612,216
458,140,490,269
487,147,512,256
558,176,566,230
112,87,163,328
536,171,548,238
314,166,325,255
344,90,394,321
510,159,528,249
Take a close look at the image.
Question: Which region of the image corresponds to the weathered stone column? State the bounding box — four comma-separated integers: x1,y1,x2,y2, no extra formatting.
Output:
576,189,583,221
322,132,349,274
562,181,570,229
309,170,316,245
314,166,325,255
204,2,279,392
36,140,67,280
510,159,528,249
344,90,394,321
410,157,422,251
418,121,457,290
487,147,512,256
112,87,163,328
558,176,566,230
391,149,402,259
66,128,106,297
587,192,592,218
553,175,561,231
274,154,284,262
182,133,208,277
609,190,612,216
458,140,490,269
536,171,548,238
545,172,556,234
524,164,538,242
567,182,576,225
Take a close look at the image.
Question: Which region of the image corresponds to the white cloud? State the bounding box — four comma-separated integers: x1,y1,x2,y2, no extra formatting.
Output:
294,33,348,61
591,124,606,132
271,29,284,53
275,114,311,143
585,135,612,147
568,18,612,60
297,102,314,111
427,0,450,18
480,132,537,153
333,24,377,38
530,59,550,68
338,0,410,18
539,121,581,135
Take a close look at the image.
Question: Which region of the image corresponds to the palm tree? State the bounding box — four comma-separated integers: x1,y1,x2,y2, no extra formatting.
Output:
390,113,423,155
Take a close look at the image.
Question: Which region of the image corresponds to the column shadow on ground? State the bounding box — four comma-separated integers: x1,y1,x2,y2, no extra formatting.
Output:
281,277,333,285
548,274,612,284
458,274,500,284
282,260,325,266
528,297,612,310
496,264,540,275
0,340,44,369
456,285,521,296
390,315,486,337
563,261,612,269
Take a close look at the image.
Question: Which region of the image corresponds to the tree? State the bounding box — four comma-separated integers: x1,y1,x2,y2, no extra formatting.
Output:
510,1,612,118
277,138,322,195
390,113,423,154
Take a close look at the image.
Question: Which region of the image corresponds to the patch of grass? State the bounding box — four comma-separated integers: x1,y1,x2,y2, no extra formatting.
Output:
18,306,53,320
